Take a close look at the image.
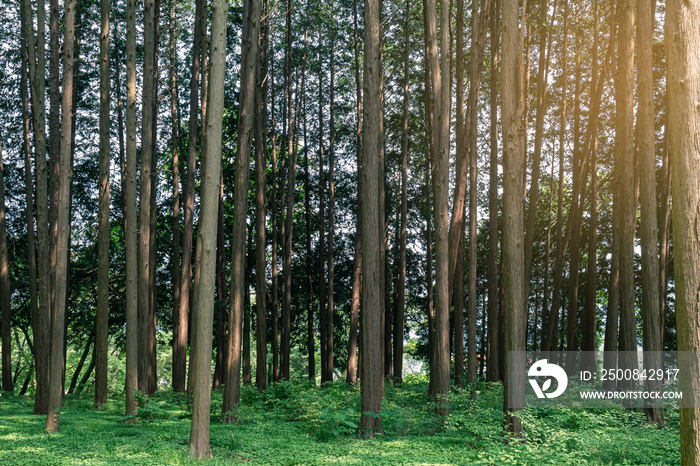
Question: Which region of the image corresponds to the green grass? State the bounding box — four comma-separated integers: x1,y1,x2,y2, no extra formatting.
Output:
0,377,680,465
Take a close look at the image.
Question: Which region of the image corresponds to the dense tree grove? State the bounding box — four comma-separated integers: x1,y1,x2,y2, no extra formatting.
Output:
0,0,698,459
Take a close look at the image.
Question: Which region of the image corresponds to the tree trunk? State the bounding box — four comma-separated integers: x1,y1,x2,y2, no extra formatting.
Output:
68,332,93,394
254,0,269,392
243,227,252,387
0,135,12,393
318,41,328,384
501,0,526,434
45,0,75,432
486,0,500,383
666,1,700,461
523,0,556,304
212,176,227,390
581,0,600,372
615,0,638,390
174,0,203,394
346,0,362,385
168,0,182,396
326,14,336,385
138,0,157,396
124,0,139,417
637,0,664,425
222,0,260,422
188,0,234,456
281,0,294,383
360,0,383,436
21,0,51,416
19,15,39,398
270,45,280,383
394,0,410,385
95,0,111,408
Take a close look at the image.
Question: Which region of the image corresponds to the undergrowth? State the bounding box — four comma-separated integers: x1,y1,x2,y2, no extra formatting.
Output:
0,375,680,465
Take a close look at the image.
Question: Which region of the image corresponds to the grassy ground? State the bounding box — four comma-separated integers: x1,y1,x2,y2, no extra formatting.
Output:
0,376,680,465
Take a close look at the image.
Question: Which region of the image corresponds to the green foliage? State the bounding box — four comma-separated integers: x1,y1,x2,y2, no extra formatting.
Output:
0,377,681,464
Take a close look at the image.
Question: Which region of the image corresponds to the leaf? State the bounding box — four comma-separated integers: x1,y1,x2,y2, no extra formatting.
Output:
542,379,552,392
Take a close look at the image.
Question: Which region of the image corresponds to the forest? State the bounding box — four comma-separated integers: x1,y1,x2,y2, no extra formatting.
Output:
0,0,699,463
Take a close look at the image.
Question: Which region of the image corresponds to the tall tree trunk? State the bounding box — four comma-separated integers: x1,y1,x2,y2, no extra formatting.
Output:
346,0,362,385
360,0,383,435
615,0,638,390
254,0,269,392
581,0,600,371
501,0,526,434
222,0,260,422
424,0,451,410
281,0,294,383
486,0,500,383
19,15,39,397
394,0,410,385
124,0,139,417
45,0,75,432
169,0,181,347
318,41,328,384
138,0,157,396
270,47,280,383
666,1,700,461
0,136,12,393
68,332,93,394
189,0,231,453
174,0,204,394
637,0,664,425
326,12,336,385
542,0,568,353
523,0,555,302
95,0,111,408
658,109,671,346
21,0,51,416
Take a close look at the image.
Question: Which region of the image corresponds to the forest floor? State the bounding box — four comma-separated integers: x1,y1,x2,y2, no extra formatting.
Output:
0,376,680,465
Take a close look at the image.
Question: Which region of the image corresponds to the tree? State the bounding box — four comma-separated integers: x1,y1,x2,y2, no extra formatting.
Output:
666,0,700,463
189,0,233,455
223,0,261,422
616,0,638,389
346,0,362,385
637,0,664,425
394,0,410,384
486,0,500,383
138,0,157,396
254,0,269,393
124,0,139,417
0,134,11,393
21,0,51,415
501,0,525,434
45,0,76,433
174,0,204,394
360,0,383,437
95,0,111,409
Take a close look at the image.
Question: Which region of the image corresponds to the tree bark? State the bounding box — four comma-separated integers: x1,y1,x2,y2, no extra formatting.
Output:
326,12,336,385
138,0,157,396
360,0,383,436
222,0,260,422
637,0,664,425
124,0,139,417
21,0,51,415
19,14,39,399
318,39,328,384
168,0,182,396
188,0,234,456
615,0,638,390
346,0,362,385
501,0,526,434
666,1,700,462
174,0,203,394
486,0,500,383
254,1,269,392
0,135,12,393
95,0,111,408
45,0,75,432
